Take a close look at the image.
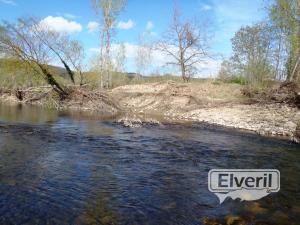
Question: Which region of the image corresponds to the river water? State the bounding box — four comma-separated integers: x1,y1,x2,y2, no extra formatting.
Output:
0,103,299,225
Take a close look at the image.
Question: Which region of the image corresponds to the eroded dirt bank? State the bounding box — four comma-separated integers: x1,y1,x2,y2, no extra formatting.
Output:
1,81,299,142
112,81,300,142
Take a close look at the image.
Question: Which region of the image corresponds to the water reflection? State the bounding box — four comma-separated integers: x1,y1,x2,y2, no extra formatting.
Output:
0,103,58,124
0,104,299,225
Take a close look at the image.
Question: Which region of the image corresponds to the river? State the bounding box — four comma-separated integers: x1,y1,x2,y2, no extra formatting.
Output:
0,103,299,225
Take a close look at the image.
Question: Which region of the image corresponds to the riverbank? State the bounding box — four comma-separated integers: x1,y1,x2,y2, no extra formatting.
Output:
1,81,299,142
112,81,300,142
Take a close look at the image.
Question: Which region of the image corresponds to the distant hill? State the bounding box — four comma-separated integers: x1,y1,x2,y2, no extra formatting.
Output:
0,58,210,89
0,58,74,88
0,58,74,80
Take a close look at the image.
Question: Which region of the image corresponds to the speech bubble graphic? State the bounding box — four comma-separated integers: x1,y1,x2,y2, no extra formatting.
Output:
208,169,280,204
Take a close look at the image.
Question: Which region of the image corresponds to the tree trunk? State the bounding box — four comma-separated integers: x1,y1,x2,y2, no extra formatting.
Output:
181,63,186,82
291,55,300,81
15,89,24,101
39,66,68,98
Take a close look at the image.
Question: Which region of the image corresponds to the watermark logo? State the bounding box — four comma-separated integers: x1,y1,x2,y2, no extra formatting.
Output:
208,169,280,204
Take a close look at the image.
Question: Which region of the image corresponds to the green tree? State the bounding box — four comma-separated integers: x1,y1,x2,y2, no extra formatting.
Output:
230,23,275,86
270,0,300,81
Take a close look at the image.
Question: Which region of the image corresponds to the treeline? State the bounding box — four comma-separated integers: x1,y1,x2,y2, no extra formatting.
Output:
91,0,210,85
219,0,300,86
0,0,298,97
0,0,213,94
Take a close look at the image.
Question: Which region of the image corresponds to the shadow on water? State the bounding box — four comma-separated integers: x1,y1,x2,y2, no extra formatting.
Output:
0,103,299,225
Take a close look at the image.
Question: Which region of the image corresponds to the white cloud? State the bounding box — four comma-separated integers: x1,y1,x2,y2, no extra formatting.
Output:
201,4,212,11
117,19,135,30
0,0,16,6
39,16,82,34
87,21,99,33
146,21,154,30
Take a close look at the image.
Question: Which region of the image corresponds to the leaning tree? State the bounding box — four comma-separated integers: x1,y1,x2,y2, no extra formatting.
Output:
0,18,84,97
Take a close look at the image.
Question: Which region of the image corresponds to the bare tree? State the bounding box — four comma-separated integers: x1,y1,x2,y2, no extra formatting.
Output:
113,42,126,73
135,34,152,77
156,6,209,81
91,0,126,88
27,19,78,85
58,40,85,86
0,18,84,97
0,19,66,97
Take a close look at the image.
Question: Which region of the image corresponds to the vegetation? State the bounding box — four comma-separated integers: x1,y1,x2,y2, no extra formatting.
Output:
218,0,300,87
0,18,84,97
91,0,126,88
0,0,298,100
270,0,300,82
0,59,46,88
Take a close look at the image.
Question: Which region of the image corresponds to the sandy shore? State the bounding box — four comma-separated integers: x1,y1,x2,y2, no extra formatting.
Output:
112,81,300,142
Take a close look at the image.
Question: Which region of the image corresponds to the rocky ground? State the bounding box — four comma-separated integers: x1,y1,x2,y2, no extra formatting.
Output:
1,80,299,142
181,104,299,139
112,81,300,142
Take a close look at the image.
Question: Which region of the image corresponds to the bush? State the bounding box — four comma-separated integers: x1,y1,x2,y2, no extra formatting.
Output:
241,81,300,107
230,76,246,85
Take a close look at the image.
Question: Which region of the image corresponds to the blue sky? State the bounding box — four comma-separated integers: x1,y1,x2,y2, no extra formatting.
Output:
0,0,268,76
